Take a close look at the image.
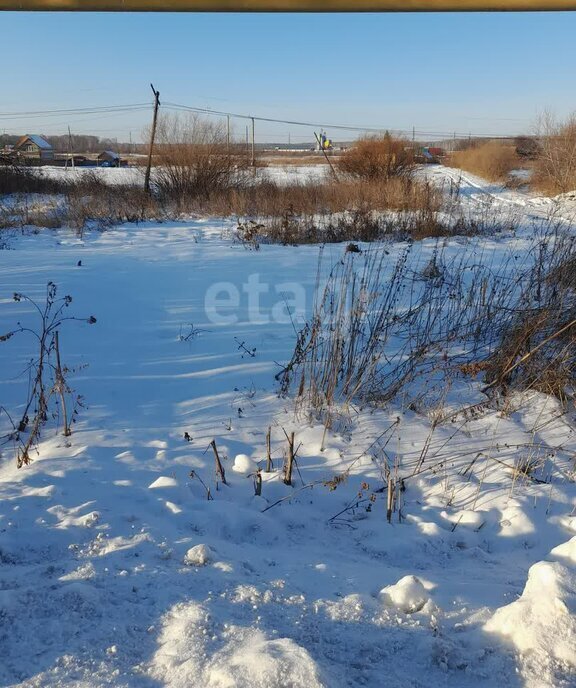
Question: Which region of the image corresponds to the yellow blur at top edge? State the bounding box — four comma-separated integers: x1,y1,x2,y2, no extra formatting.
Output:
1,0,575,11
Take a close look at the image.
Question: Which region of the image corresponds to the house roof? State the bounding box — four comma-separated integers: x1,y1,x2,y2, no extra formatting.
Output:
100,150,120,159
17,134,53,150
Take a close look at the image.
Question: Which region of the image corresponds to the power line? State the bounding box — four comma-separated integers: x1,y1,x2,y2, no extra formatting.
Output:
0,104,151,120
163,101,525,141
0,98,528,142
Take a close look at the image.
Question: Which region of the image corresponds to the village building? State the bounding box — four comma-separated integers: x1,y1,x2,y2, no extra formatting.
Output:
14,134,54,161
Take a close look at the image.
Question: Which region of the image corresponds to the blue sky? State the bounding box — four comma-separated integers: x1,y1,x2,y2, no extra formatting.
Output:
1,11,575,143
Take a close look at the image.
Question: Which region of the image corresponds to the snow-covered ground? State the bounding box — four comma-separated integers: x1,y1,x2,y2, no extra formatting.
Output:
423,164,576,224
0,166,575,688
34,164,329,188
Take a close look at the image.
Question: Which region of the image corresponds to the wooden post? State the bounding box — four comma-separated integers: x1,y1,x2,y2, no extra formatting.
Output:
67,126,75,170
227,115,230,154
251,116,255,168
265,426,272,472
284,432,295,486
386,477,394,523
144,83,160,194
210,439,227,485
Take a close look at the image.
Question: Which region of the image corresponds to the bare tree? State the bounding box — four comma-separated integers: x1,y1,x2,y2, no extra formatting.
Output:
534,112,576,194
150,113,250,199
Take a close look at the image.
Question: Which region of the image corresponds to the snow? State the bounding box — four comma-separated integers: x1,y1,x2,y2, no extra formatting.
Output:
183,543,213,566
380,575,429,614
150,602,325,688
0,164,575,687
33,163,328,188
232,453,255,474
421,163,576,223
485,561,576,672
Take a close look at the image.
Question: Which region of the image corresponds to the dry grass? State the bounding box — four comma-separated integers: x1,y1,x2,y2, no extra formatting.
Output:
0,165,68,195
484,235,576,402
2,164,443,238
449,141,519,183
279,223,575,417
65,175,157,231
192,175,440,217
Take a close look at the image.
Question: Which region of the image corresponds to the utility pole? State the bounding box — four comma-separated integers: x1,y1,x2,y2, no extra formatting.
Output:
251,116,255,168
144,83,160,194
67,126,74,169
226,115,230,155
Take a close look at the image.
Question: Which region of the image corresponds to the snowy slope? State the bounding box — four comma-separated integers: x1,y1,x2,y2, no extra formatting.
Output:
422,164,576,225
0,167,575,688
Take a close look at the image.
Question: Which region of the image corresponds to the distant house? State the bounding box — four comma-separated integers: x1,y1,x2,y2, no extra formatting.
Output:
14,135,54,161
98,150,121,167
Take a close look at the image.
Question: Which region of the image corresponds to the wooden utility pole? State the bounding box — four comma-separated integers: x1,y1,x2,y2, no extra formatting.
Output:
226,114,230,155
251,116,255,167
144,83,160,194
67,126,74,169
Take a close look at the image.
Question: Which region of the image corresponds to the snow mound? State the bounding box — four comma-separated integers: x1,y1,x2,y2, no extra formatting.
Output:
380,575,429,614
149,476,179,489
485,560,576,667
184,543,213,566
232,454,255,474
550,536,576,565
152,601,325,688
206,632,325,688
441,508,485,531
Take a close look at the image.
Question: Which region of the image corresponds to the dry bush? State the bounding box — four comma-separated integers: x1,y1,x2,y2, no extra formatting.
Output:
62,172,158,231
338,134,415,181
484,235,576,402
449,141,518,182
152,113,250,200
532,113,576,195
0,282,97,467
515,136,541,160
453,137,485,152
